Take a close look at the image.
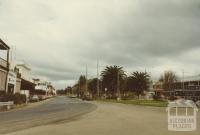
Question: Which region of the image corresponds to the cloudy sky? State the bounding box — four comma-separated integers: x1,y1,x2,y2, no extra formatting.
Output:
0,0,200,89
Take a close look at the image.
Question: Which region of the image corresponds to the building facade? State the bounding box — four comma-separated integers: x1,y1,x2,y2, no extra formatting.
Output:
0,39,10,95
15,62,32,82
14,67,22,93
153,75,200,101
35,81,50,95
15,62,35,98
6,69,17,94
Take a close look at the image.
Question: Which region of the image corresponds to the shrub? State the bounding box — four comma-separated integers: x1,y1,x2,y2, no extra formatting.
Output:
0,93,26,104
0,94,14,102
13,93,26,105
153,95,161,101
168,96,177,101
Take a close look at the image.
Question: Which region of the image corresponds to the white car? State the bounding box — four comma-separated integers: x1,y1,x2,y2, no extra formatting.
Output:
30,95,39,102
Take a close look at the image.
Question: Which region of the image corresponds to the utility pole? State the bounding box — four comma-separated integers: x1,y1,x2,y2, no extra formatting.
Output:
182,70,185,90
14,45,17,60
10,45,13,63
78,78,80,97
97,60,99,98
85,65,88,95
117,70,121,101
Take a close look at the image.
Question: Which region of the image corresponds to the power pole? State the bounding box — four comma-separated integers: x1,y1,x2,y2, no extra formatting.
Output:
85,65,88,95
182,70,185,90
117,70,121,100
78,78,80,97
14,45,17,60
10,45,13,63
97,61,99,98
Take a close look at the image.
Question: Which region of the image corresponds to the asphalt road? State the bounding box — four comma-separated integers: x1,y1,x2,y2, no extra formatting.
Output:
5,102,200,135
0,96,97,135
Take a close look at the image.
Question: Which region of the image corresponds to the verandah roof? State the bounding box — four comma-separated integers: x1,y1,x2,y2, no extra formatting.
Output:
0,39,10,50
20,79,36,91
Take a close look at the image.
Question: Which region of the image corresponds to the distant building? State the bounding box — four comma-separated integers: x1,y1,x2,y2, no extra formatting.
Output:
47,84,56,95
15,62,35,98
153,81,164,95
0,39,10,95
35,81,49,92
33,78,40,85
15,62,32,82
35,81,55,95
153,75,200,101
6,69,17,94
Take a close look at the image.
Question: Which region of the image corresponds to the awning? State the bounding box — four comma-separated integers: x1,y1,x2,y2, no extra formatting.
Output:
20,79,35,91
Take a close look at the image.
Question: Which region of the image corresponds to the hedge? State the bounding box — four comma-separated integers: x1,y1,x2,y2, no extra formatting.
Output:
1,93,26,104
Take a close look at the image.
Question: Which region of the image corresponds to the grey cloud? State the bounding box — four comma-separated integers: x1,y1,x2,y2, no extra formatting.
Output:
79,0,200,64
33,67,79,81
0,0,200,88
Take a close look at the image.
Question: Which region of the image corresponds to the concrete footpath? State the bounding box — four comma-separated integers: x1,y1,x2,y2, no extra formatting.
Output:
0,98,53,113
4,102,200,135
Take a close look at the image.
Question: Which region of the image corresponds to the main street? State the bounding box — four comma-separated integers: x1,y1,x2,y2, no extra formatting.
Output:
0,96,96,134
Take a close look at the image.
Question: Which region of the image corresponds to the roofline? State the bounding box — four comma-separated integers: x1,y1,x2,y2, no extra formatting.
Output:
16,64,31,70
0,39,10,50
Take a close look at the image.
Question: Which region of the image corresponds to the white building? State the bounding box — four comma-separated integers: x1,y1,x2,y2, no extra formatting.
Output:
35,82,49,91
15,62,32,82
14,61,35,98
0,39,10,95
35,80,55,96
6,69,17,94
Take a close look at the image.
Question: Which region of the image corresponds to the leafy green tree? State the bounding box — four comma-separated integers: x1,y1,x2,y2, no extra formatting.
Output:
72,83,79,95
78,75,86,97
65,86,72,95
88,78,101,98
159,70,177,91
101,65,126,98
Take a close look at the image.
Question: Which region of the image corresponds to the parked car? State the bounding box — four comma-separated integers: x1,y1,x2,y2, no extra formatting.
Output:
30,95,39,102
82,95,93,101
37,95,43,101
70,95,77,98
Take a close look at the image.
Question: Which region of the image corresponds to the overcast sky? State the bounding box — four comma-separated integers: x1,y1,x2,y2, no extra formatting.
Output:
0,0,200,89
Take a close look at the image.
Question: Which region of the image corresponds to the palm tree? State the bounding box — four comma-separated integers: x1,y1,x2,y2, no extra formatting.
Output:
101,65,126,98
129,71,150,98
159,70,177,91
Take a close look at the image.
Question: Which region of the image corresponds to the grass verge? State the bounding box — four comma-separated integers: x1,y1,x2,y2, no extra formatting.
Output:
97,99,168,107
